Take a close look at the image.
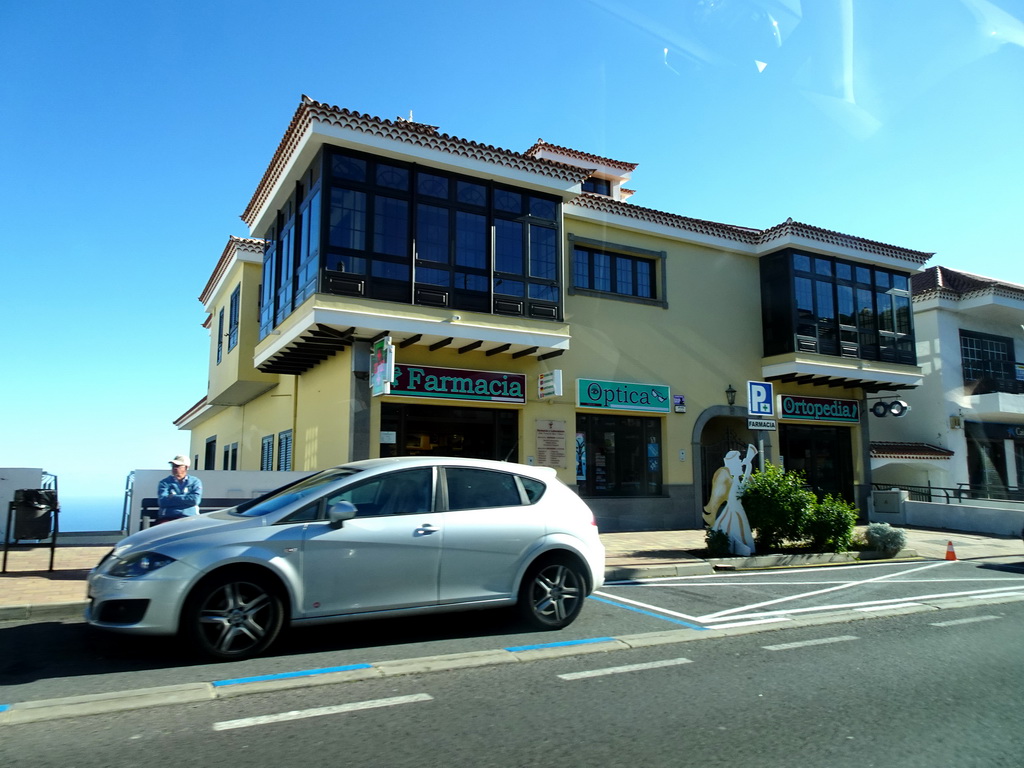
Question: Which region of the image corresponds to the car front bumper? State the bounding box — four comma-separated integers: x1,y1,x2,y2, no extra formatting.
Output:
86,565,193,635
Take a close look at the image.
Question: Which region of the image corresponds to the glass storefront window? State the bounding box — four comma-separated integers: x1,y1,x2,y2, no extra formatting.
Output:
575,414,662,497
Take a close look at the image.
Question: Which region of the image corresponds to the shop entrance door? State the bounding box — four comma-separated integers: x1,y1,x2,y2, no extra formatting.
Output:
779,424,853,501
380,404,518,461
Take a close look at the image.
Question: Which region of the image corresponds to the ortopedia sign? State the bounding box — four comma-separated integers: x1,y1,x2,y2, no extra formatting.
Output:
391,364,526,404
577,379,671,413
779,394,860,424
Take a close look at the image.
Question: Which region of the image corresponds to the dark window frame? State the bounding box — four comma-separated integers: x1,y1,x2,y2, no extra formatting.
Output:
277,429,293,471
567,234,667,307
960,329,1021,394
760,249,916,365
227,284,240,351
258,146,563,338
216,307,224,364
204,436,217,471
222,441,238,471
581,177,611,196
260,435,274,471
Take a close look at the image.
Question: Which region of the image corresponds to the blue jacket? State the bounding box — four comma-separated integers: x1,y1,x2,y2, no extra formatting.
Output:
157,474,203,517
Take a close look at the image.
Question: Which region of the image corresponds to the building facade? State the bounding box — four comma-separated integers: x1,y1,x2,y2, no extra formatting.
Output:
871,266,1024,498
176,97,930,531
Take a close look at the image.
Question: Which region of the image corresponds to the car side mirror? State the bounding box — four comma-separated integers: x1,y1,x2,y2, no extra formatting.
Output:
327,500,357,528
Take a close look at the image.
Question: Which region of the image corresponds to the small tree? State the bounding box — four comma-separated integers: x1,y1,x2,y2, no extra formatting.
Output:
805,494,859,552
740,462,816,549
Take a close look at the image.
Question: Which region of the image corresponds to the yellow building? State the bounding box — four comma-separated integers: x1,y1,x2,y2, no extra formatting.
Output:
177,96,929,531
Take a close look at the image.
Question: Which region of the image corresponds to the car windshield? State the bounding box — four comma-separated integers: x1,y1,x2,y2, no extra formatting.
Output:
232,467,361,517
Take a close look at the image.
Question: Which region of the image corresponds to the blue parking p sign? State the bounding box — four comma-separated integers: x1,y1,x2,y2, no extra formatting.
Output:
747,381,774,417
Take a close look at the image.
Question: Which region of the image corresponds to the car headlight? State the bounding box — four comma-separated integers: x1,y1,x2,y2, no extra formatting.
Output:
107,552,177,578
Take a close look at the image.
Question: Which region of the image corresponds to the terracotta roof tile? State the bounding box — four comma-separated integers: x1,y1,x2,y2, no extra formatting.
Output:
524,139,638,172
870,441,954,459
568,198,931,262
760,218,933,264
199,236,266,307
242,97,592,227
912,265,1024,301
568,193,761,244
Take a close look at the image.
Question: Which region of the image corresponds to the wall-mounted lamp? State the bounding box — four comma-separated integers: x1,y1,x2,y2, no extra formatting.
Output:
725,384,737,406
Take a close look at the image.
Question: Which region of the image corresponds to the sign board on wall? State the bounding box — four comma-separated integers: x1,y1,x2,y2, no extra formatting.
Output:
779,394,860,424
370,336,395,397
576,379,671,413
390,365,527,403
747,381,775,417
538,370,563,400
535,420,567,468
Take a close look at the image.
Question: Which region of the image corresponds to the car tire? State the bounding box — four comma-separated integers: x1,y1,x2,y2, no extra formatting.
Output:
183,571,284,660
517,555,587,630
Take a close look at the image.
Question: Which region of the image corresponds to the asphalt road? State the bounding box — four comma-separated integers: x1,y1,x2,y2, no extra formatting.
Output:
3,603,1022,767
2,559,1023,706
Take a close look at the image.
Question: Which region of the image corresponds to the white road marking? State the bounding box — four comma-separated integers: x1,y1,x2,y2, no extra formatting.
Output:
604,560,954,586
701,586,1024,621
763,635,858,651
592,590,701,621
696,561,952,622
558,657,693,681
970,591,1024,599
601,562,1024,627
212,694,433,731
929,615,1003,627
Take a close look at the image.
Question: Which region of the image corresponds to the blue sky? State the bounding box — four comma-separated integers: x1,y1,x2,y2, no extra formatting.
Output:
2,0,1022,526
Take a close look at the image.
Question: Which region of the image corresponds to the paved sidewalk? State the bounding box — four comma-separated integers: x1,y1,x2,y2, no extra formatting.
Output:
1,527,1021,622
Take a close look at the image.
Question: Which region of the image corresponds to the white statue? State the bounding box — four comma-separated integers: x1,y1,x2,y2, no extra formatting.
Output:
703,445,757,556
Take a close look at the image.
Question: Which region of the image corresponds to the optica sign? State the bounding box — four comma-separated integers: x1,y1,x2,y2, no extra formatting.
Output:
391,364,526,403
577,379,671,413
779,395,860,424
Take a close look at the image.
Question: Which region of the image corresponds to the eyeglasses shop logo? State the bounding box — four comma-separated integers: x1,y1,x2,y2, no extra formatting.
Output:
577,379,671,413
780,395,859,423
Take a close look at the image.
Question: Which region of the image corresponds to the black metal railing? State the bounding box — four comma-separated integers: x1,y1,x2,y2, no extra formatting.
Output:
872,483,1024,505
963,360,1024,395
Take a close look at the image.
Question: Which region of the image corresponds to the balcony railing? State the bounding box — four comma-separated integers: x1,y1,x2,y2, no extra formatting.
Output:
873,483,1024,504
963,360,1024,395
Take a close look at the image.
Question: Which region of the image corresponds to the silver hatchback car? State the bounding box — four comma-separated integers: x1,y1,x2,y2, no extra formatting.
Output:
87,457,605,660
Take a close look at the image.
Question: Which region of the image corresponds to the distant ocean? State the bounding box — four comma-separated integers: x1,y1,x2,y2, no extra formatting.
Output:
57,498,125,532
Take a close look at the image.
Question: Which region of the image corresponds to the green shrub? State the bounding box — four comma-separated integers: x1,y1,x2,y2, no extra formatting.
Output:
740,463,815,549
865,522,906,554
705,527,732,557
805,494,859,552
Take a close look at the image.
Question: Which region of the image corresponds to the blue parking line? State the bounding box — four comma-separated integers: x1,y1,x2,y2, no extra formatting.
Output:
505,636,616,652
212,663,374,687
589,595,708,630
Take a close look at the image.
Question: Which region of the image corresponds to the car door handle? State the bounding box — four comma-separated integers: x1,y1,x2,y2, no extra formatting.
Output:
415,523,439,536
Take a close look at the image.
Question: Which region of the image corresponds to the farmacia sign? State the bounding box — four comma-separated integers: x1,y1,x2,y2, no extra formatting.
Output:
391,364,526,404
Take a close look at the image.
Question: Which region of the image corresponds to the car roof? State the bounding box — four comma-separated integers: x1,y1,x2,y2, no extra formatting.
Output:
337,456,558,480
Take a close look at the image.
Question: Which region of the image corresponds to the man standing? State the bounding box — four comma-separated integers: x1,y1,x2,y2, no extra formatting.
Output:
157,455,203,522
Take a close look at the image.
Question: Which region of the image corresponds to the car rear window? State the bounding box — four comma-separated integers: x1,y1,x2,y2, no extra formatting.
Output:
519,476,546,503
445,467,522,511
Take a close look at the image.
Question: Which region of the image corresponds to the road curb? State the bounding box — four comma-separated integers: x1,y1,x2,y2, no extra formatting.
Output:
3,591,1022,726
0,601,87,623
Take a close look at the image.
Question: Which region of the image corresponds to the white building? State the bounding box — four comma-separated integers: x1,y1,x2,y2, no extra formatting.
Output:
872,266,1024,500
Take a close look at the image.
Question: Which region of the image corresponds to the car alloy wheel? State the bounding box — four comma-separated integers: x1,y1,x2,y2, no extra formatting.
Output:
518,556,586,630
184,572,284,660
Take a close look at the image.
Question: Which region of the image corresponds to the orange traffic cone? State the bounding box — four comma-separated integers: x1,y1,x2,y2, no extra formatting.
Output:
945,541,957,561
